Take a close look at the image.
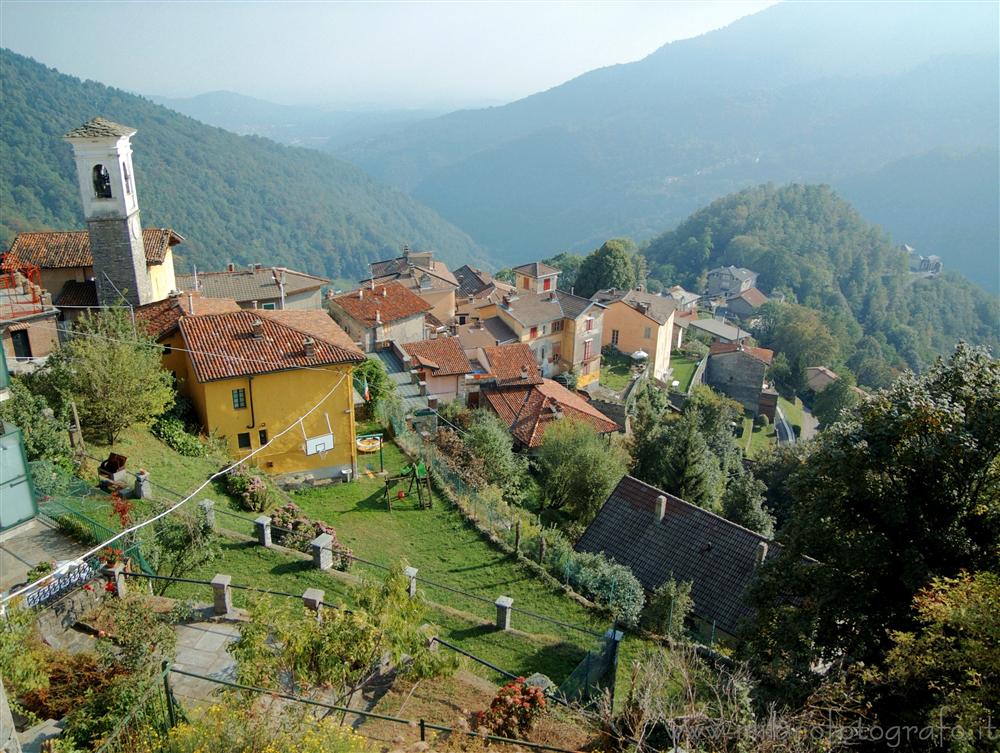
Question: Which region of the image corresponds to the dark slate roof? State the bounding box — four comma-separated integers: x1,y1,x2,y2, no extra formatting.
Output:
54,280,97,308
175,266,328,304
576,475,782,635
454,265,494,298
63,117,136,139
512,261,559,277
501,290,600,327
592,288,676,325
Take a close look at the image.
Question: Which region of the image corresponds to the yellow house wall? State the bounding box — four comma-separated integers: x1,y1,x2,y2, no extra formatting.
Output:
187,363,357,477
147,250,177,303
602,302,672,380
159,330,193,397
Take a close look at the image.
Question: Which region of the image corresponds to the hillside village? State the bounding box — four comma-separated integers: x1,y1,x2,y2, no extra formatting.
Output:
0,118,996,753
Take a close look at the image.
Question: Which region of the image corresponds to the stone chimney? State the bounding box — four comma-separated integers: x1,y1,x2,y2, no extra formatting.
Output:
520,365,529,380
375,309,381,325
303,337,315,357
358,288,364,300
656,495,667,522
251,318,264,340
381,286,388,297
227,262,235,272
755,541,768,568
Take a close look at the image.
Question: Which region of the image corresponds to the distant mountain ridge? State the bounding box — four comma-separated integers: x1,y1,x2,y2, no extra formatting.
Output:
338,1,999,290
0,50,489,281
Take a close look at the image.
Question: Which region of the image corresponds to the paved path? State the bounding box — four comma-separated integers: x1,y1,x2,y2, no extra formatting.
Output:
0,519,89,592
799,403,820,441
775,405,795,445
169,620,242,705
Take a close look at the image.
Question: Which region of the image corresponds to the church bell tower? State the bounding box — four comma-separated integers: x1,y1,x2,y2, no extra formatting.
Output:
64,117,153,306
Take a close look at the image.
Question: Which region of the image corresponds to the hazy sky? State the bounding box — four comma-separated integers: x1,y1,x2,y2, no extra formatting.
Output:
1,1,775,108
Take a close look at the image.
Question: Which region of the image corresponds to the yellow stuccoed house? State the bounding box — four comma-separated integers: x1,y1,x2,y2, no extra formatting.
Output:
176,309,366,480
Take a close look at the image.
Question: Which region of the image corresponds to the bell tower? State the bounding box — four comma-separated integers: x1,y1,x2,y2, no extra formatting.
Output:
63,117,153,306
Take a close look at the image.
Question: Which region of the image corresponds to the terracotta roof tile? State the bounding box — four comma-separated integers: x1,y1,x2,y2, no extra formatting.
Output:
481,343,542,386
402,337,472,376
576,476,783,635
709,341,774,365
134,293,241,341
5,228,183,269
331,282,431,326
256,309,361,354
729,287,769,308
482,378,618,447
178,310,364,383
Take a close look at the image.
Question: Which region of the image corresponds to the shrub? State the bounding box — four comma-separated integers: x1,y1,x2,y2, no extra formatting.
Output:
152,416,206,457
225,466,271,512
474,677,547,738
641,578,694,638
560,550,645,627
754,413,770,428
26,561,54,581
268,503,352,570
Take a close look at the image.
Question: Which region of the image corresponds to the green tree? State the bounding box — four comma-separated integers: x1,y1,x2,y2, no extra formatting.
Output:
641,577,694,639
147,512,220,596
353,355,394,412
43,308,174,443
660,413,718,510
721,466,774,537
574,238,639,298
811,376,861,427
534,417,630,523
884,571,1000,752
0,379,74,470
744,344,1000,706
463,409,528,498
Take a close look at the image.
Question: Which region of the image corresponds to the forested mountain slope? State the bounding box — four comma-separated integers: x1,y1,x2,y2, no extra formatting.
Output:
338,2,998,287
642,184,999,376
0,50,488,279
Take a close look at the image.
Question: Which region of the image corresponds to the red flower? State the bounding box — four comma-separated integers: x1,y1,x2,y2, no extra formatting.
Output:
105,581,117,593
83,584,94,592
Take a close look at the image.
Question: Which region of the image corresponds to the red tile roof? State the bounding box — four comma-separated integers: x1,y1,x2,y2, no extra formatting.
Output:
482,378,619,448
481,343,542,386
134,293,241,341
256,309,360,353
730,287,769,308
330,282,431,326
709,341,774,365
402,337,472,376
5,228,183,269
178,309,364,383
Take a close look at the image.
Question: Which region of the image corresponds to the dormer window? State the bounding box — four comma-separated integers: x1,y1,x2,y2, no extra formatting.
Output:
92,164,112,198
121,162,132,195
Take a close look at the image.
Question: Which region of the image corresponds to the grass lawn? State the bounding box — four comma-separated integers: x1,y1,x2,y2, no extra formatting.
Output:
669,355,699,393
779,396,805,435
599,350,635,392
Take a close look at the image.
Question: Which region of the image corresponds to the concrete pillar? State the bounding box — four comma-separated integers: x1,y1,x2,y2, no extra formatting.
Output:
254,516,272,548
404,566,419,598
604,627,624,644
133,470,151,499
303,588,324,617
199,499,215,530
311,534,333,570
110,563,127,598
495,596,513,631
211,574,232,615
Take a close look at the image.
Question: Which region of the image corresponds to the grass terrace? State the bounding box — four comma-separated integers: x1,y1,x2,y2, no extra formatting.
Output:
598,348,636,392
668,354,700,393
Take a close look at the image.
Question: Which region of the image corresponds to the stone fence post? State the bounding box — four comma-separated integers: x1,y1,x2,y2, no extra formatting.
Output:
311,534,333,570
404,566,418,598
495,596,513,631
254,516,272,548
110,563,127,598
303,588,324,618
199,499,215,530
211,574,232,616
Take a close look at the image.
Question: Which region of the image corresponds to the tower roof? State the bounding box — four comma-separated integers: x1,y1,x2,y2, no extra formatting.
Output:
63,117,136,140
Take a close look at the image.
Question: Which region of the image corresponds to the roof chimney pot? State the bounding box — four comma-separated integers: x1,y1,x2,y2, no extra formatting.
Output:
251,318,264,341
755,541,768,568
656,495,667,522
303,336,315,357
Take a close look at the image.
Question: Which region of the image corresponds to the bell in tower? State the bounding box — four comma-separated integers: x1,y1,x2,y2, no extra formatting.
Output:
63,117,153,306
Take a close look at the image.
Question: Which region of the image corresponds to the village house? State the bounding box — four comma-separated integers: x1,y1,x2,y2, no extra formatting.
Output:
0,266,60,371
805,365,839,393
4,119,183,316
724,287,769,319
176,264,329,311
362,246,459,325
494,263,605,388
706,266,758,298
401,336,472,403
592,288,676,382
454,264,515,325
133,291,241,394
666,284,701,313
473,342,618,449
177,309,365,479
706,341,777,420
576,475,783,640
686,317,751,344
454,317,518,352
327,282,431,352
